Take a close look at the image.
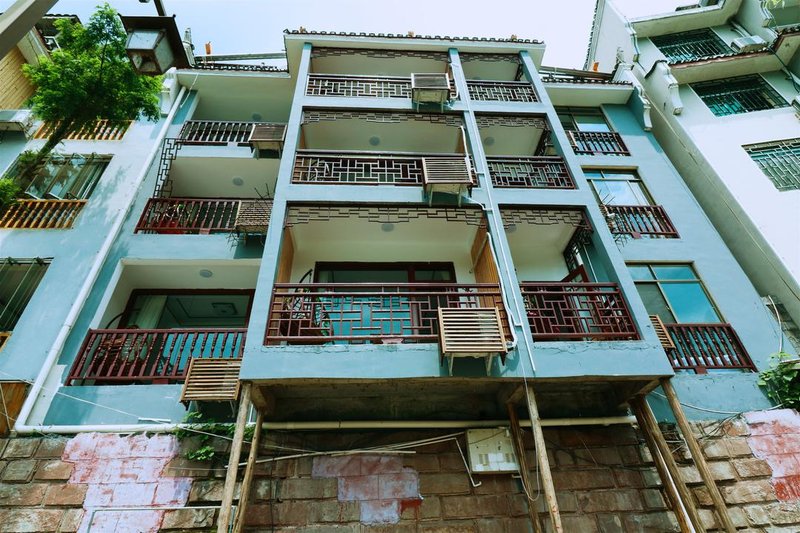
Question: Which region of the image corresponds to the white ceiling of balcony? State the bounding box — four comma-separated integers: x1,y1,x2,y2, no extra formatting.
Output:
503,216,577,281
170,156,279,199
630,0,742,38
462,60,520,82
669,53,784,84
301,116,465,153
478,121,545,157
311,54,448,76
177,72,294,123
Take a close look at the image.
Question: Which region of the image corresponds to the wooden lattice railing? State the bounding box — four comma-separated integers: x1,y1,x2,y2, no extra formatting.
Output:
567,131,630,156
486,156,575,189
66,328,246,385
520,282,638,340
603,205,679,238
0,200,86,229
665,323,755,373
34,120,131,141
466,80,538,103
265,283,508,345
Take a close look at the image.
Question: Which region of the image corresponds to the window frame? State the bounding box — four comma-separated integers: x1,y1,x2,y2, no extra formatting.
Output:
313,262,457,283
6,153,111,200
691,74,789,117
651,28,731,63
0,257,51,332
118,289,256,329
627,262,723,324
583,168,654,206
743,138,800,191
555,107,612,133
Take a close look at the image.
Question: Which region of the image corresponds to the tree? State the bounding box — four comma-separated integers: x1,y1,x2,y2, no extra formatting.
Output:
17,3,161,186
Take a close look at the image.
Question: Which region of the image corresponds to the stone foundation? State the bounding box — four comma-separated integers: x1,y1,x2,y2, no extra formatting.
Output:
1,409,799,531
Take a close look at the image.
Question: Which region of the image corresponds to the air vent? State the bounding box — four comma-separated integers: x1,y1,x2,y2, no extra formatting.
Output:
730,36,767,53
438,307,507,375
180,358,242,406
249,123,287,155
411,73,452,109
422,156,473,206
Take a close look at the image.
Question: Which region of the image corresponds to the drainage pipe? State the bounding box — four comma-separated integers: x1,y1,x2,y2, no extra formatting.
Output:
13,85,188,434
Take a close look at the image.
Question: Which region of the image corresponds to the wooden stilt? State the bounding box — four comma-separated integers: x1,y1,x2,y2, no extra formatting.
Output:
631,395,705,532
661,378,736,533
232,409,264,533
523,384,563,533
630,396,693,533
217,383,252,533
507,403,544,533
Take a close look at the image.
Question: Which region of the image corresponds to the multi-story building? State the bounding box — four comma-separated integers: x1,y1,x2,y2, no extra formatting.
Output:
0,14,796,533
586,0,800,346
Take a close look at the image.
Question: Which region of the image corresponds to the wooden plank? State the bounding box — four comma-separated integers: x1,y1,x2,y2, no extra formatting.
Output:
0,47,34,109
631,395,705,532
650,315,675,350
524,385,563,533
0,382,28,436
217,383,251,533
232,409,263,533
507,403,544,533
275,228,295,283
661,378,736,532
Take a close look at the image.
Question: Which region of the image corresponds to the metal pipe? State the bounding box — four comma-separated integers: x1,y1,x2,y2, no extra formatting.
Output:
13,85,188,434
13,415,637,435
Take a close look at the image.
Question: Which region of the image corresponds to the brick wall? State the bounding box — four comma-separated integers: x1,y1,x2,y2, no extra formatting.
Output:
1,409,800,532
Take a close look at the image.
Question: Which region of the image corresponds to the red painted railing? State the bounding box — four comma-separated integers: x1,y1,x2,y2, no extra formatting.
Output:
265,283,508,345
567,131,629,156
135,197,241,234
665,323,754,373
66,328,246,385
603,204,679,238
520,282,638,340
486,156,575,189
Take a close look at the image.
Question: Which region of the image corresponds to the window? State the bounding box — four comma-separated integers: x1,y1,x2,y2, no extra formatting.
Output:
692,75,788,116
120,290,254,329
314,262,455,283
6,153,110,200
584,169,651,205
0,258,50,332
556,107,611,132
744,138,800,191
651,29,731,63
628,264,720,324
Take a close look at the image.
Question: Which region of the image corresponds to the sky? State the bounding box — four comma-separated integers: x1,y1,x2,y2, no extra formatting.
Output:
3,0,690,68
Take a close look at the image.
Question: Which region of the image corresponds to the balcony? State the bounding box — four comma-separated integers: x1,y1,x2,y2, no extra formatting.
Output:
135,197,271,235
306,74,412,99
602,204,679,238
466,80,538,103
521,282,637,341
567,131,629,156
0,200,86,229
486,156,575,189
179,120,263,146
292,150,474,187
664,323,755,373
33,119,131,141
266,283,507,345
66,328,245,385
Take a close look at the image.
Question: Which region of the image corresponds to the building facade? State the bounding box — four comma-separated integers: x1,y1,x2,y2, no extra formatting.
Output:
0,16,796,532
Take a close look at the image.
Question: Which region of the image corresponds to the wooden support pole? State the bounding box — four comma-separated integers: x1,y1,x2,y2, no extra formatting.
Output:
630,396,693,533
217,383,252,533
232,409,264,533
524,384,563,533
631,395,705,532
661,378,736,533
507,403,544,533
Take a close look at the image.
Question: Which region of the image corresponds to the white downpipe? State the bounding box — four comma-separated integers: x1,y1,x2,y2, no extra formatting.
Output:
13,416,637,435
13,86,188,433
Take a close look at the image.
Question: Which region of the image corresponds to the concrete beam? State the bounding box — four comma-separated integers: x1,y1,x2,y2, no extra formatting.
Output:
0,0,57,58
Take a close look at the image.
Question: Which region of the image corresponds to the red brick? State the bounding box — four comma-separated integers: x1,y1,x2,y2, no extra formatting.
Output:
419,521,478,532
339,475,379,501
279,477,337,500
642,488,668,510
312,456,363,478
613,469,645,489
552,468,616,490
360,455,403,475
441,495,509,518
764,454,800,477
577,489,644,512
0,459,36,482
34,460,74,480
2,439,39,458
188,479,227,502
773,475,800,501
561,514,599,532
473,476,519,495
0,509,64,531
560,427,638,447
62,433,99,461
0,483,46,506
733,457,772,478
474,518,506,533
153,478,193,506
763,501,800,524
403,454,439,472
419,473,470,495
161,508,216,529
59,509,84,533
597,513,623,532
44,484,87,506
721,479,776,504
749,434,800,457
360,499,401,524
34,438,68,459
621,512,680,532
378,470,419,500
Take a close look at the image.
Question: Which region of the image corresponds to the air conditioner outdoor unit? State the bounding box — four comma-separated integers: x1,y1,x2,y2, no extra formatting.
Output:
411,73,452,110
248,123,287,156
0,109,35,138
731,36,767,53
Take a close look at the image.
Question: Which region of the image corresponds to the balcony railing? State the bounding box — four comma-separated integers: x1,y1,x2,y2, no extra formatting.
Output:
178,120,260,146
135,197,242,234
466,80,539,103
603,205,679,238
265,283,508,345
567,131,630,156
66,328,246,385
293,151,475,186
665,323,755,373
34,120,131,141
306,74,412,98
520,282,638,341
486,156,575,189
0,200,86,229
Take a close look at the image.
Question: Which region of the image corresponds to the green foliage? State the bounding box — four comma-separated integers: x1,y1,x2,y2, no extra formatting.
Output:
0,178,20,210
758,351,800,409
176,411,255,462
22,3,161,160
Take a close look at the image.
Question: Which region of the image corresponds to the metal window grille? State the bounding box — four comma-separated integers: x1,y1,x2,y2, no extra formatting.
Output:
692,75,789,116
0,258,50,331
5,154,111,200
651,29,731,63
744,138,800,191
